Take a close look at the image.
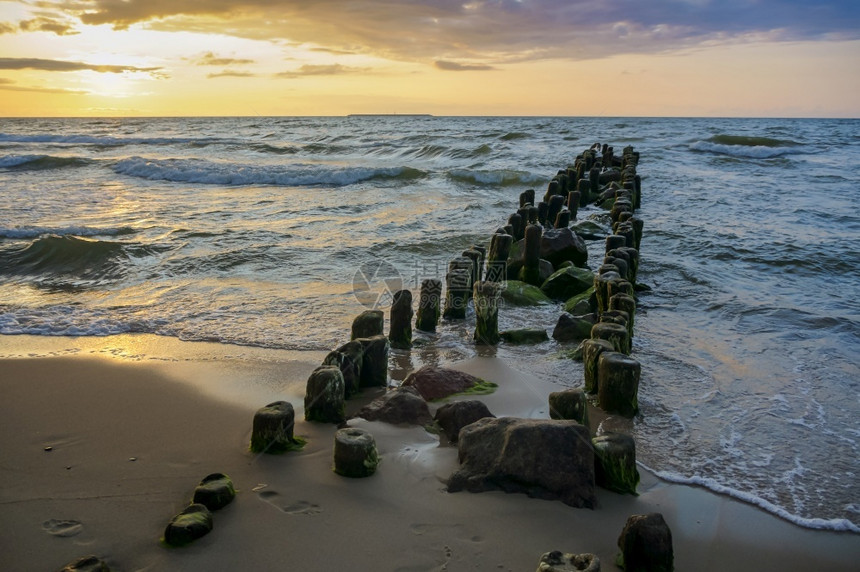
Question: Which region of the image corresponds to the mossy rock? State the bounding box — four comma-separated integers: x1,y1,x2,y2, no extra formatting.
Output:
501,280,551,306
541,266,595,301
563,286,596,314
500,328,549,345
163,504,213,547
192,473,236,511
442,379,498,400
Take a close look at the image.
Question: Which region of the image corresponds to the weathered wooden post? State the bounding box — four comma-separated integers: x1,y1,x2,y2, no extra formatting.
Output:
473,280,502,345
555,209,571,229
518,223,542,286
593,432,640,495
304,365,346,423
486,233,513,282
582,338,615,394
591,321,630,355
547,195,565,228
333,427,379,478
351,309,384,340
250,401,300,453
358,335,389,387
415,278,442,332
388,289,413,349
597,351,641,418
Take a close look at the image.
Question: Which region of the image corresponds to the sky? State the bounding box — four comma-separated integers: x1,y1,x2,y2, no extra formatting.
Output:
0,0,858,117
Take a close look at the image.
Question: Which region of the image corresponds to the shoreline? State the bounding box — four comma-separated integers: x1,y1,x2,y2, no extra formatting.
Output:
1,335,858,571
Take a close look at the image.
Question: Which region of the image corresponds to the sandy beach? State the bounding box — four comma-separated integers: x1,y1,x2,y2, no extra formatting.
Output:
1,335,858,571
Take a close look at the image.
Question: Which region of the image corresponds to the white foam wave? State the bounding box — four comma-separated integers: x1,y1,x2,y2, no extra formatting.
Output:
112,156,423,186
690,141,806,159
0,226,134,239
641,463,860,533
448,168,543,186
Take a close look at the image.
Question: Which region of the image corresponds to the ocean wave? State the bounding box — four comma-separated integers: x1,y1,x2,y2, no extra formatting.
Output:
0,235,156,286
499,132,530,141
447,168,543,186
0,225,135,239
690,134,807,158
642,464,860,533
0,154,91,170
0,132,224,147
112,156,427,186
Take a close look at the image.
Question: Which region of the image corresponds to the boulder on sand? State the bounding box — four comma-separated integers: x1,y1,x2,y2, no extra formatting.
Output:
447,417,596,508
434,400,495,443
401,365,484,401
354,386,432,426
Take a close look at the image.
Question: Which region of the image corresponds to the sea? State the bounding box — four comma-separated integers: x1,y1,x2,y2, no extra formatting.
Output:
1,116,858,533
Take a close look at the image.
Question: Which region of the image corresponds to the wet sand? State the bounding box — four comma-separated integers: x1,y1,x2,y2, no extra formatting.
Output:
1,337,858,571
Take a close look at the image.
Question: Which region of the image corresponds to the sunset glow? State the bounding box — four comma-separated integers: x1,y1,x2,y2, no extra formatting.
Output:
1,0,858,117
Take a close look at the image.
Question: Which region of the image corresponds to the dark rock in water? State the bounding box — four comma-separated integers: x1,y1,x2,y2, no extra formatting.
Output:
597,352,640,418
358,334,389,388
617,513,673,572
333,427,379,478
541,266,594,300
389,289,413,349
536,551,600,572
563,286,597,315
548,388,589,427
163,503,213,547
351,309,384,340
250,401,302,453
402,365,482,401
434,400,495,443
593,433,640,496
355,386,432,426
500,328,549,345
552,313,596,343
501,280,552,306
304,365,346,423
448,417,596,509
59,555,110,572
323,340,363,397
192,473,236,511
540,227,588,268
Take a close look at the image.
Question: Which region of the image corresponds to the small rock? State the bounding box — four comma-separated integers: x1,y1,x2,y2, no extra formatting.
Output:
163,503,213,547
192,473,236,511
537,550,600,572
500,328,549,345
58,555,110,572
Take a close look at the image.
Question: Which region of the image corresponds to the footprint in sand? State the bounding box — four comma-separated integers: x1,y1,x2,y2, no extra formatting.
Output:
42,519,83,537
257,490,321,515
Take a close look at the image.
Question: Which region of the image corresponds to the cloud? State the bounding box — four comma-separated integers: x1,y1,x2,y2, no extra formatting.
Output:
0,78,88,94
45,1,860,64
0,57,162,74
0,22,16,34
19,17,78,35
276,63,368,78
207,70,256,78
195,52,255,66
434,60,496,71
